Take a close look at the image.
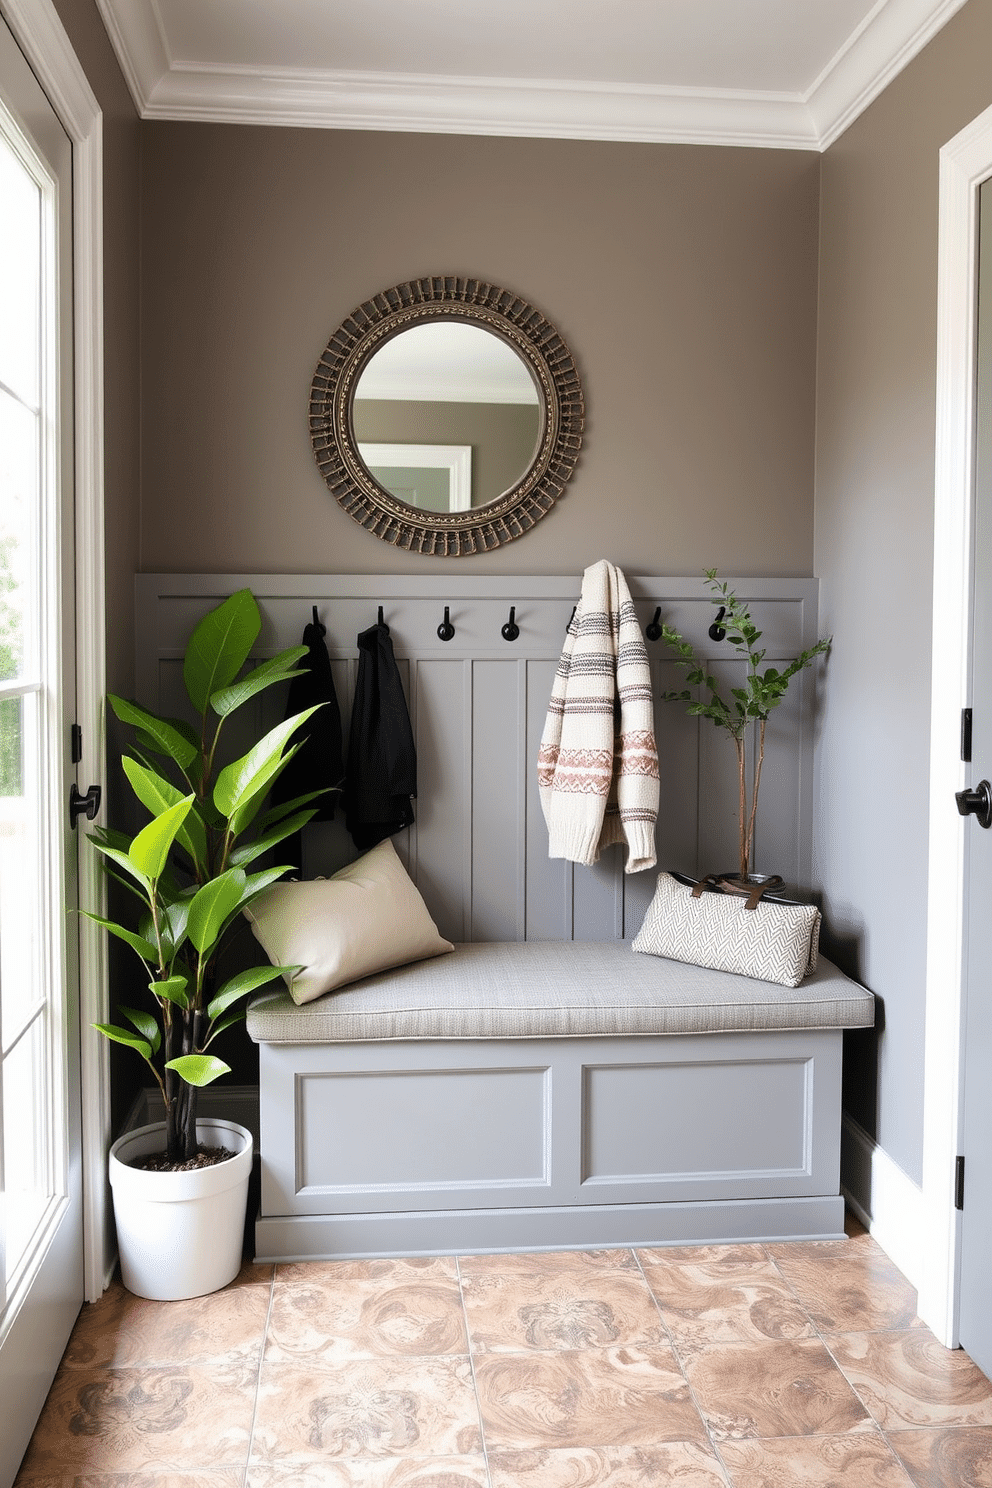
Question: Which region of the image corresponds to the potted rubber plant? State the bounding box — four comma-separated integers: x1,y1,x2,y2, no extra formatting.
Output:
660,571,830,888
87,588,327,1298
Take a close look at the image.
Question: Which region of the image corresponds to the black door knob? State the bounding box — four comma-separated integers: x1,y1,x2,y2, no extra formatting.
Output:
956,779,992,828
69,783,102,828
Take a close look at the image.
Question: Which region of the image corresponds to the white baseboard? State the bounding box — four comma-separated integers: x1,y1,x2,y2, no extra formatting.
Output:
841,1113,925,1288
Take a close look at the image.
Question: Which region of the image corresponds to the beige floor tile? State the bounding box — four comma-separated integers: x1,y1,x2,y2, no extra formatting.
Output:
264,1275,468,1364
488,1441,731,1485
639,1251,815,1352
460,1268,666,1353
767,1238,919,1332
682,1337,872,1440
474,1343,707,1450
274,1256,459,1284
16,1365,256,1478
62,1279,271,1370
249,1356,483,1463
457,1248,639,1277
246,1457,489,1486
718,1430,915,1486
15,1475,245,1488
636,1244,771,1268
886,1425,992,1486
827,1331,992,1430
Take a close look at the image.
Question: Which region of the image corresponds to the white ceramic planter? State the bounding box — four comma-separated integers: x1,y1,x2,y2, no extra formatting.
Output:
109,1117,253,1300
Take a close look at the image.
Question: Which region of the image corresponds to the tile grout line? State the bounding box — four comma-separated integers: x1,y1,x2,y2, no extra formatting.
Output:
455,1255,496,1488
763,1238,926,1476
633,1244,741,1487
242,1267,278,1485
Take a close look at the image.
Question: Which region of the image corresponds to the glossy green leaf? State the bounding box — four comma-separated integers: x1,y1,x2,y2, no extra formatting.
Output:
128,795,195,883
204,1007,247,1041
228,808,318,867
122,757,208,873
89,841,152,895
207,963,296,1020
92,1022,152,1060
118,1004,161,1054
81,911,157,963
209,646,308,717
183,589,260,715
213,707,322,820
150,975,190,1009
164,1053,231,1088
257,787,337,833
108,694,198,771
186,868,247,956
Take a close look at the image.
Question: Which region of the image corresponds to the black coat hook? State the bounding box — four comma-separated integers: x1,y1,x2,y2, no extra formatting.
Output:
311,605,326,636
377,605,390,633
708,606,727,642
437,605,455,642
566,605,577,634
501,606,520,642
646,607,663,641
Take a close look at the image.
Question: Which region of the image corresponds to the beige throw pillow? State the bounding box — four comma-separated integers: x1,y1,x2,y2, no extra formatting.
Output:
244,838,454,1004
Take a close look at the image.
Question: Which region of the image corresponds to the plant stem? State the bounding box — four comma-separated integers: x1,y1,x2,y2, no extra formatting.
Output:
735,734,748,880
745,719,766,880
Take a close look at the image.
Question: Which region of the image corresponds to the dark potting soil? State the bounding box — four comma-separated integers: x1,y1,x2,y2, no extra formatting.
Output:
129,1144,236,1173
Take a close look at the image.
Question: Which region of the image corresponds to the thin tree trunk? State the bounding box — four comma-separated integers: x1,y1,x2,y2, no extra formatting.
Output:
164,1014,182,1161
744,719,766,879
736,735,748,880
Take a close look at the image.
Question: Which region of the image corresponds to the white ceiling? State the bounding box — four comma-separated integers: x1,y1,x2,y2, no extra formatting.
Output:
96,0,968,150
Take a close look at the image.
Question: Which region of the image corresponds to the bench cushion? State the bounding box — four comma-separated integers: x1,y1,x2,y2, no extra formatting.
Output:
245,940,874,1044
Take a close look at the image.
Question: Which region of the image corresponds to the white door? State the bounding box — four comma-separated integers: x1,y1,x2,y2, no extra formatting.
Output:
958,175,992,1379
0,12,83,1484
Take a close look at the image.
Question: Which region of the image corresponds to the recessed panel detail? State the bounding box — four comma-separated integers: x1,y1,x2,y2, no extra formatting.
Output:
298,1065,549,1192
583,1059,811,1182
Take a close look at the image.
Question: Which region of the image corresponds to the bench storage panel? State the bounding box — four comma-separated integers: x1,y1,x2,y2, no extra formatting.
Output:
247,943,874,1261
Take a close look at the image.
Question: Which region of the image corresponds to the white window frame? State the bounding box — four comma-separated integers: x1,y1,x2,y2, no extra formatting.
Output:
1,0,108,1303
358,442,473,511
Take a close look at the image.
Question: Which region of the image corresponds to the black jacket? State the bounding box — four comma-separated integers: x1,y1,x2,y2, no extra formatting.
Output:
345,621,416,850
270,617,344,823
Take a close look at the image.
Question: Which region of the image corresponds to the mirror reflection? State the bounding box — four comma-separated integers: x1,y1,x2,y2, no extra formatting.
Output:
353,322,542,512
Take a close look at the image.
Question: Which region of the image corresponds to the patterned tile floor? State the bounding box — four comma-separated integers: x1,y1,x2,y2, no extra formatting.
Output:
14,1217,992,1487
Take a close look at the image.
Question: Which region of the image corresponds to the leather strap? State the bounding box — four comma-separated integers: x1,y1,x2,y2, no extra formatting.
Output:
689,873,785,912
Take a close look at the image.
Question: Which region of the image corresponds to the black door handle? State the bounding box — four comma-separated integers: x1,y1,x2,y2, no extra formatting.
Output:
69,783,101,828
956,779,992,828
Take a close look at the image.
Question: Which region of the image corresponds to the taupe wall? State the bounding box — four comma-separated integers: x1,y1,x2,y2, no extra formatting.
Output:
139,128,820,578
815,0,992,1186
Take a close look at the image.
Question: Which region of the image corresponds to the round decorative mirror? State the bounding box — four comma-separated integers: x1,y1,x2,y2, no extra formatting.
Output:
309,278,584,555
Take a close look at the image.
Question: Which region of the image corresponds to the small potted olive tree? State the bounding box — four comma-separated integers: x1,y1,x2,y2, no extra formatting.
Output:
660,571,830,888
88,588,328,1298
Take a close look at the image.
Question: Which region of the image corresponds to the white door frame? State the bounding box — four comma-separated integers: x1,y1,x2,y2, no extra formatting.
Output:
0,0,108,1303
921,101,992,1346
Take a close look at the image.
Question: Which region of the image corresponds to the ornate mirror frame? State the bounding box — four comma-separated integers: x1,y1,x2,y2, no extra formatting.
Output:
309,277,584,556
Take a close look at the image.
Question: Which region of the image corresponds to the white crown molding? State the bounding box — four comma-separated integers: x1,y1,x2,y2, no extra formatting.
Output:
142,65,820,150
93,0,169,113
94,0,964,151
807,0,969,150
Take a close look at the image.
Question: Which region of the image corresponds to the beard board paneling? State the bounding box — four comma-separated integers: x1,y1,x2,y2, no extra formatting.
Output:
135,572,821,944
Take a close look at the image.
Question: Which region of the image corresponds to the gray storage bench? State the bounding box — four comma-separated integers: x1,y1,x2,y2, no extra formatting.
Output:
246,940,875,1261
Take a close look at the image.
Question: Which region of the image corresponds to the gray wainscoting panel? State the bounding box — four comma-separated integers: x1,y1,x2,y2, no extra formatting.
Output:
254,1027,844,1258
135,572,821,942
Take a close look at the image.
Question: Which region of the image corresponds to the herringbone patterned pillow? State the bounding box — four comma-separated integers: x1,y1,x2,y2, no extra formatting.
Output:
633,872,821,987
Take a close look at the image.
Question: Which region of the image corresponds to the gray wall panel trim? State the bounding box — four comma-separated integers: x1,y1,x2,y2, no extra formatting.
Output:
253,1194,848,1262
136,572,823,935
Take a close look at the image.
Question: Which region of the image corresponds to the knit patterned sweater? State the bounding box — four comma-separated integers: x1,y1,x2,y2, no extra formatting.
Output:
538,560,660,872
